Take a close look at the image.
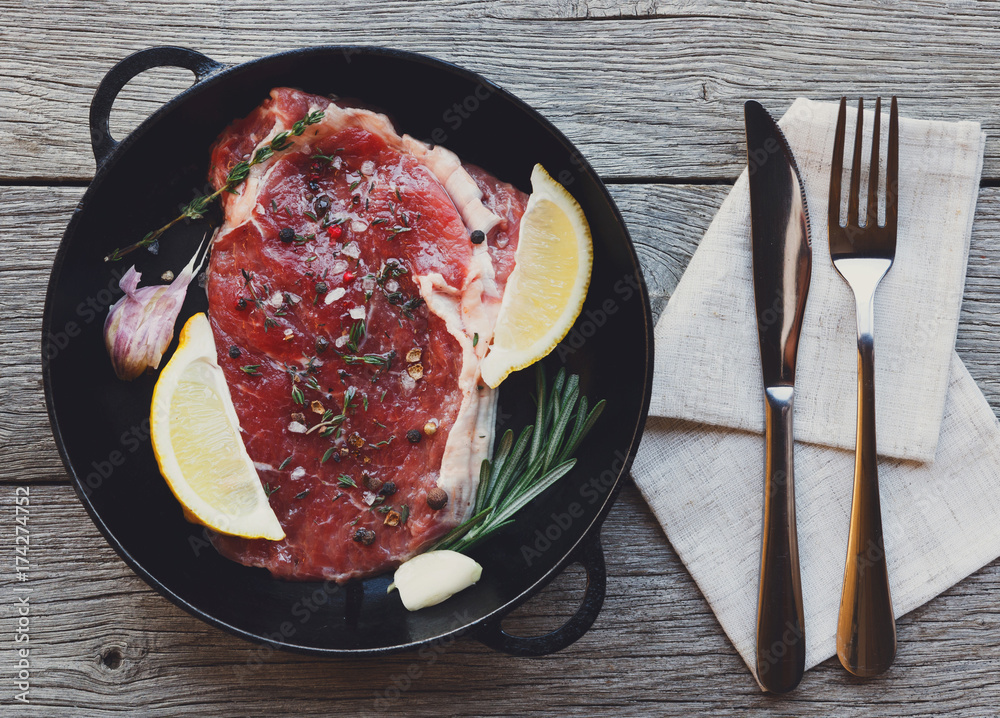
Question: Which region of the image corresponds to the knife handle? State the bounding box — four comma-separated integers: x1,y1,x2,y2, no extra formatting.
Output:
756,386,806,693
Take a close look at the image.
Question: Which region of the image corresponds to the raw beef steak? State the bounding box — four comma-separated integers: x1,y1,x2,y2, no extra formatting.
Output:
205,88,527,582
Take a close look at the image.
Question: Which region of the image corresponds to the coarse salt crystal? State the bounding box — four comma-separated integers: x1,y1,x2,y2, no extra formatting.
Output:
288,421,307,434
335,335,350,348
386,280,399,292
361,160,376,176
324,286,346,305
351,220,368,233
332,156,343,170
349,306,366,320
362,276,376,291
269,291,283,308
363,491,378,506
342,242,361,259
401,375,416,391
332,259,349,273
291,466,306,480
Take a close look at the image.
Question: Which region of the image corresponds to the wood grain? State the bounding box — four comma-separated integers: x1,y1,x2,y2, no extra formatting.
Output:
6,183,1000,485
6,3,1000,712
2,484,1000,717
4,1,1000,181
4,184,1000,714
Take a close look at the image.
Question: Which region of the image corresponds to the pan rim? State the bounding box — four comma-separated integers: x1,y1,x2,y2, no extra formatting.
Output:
41,44,656,655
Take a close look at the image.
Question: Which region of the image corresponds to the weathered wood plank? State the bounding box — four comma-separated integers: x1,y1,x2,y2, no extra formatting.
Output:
6,184,1000,485
4,1,1000,181
2,484,1000,716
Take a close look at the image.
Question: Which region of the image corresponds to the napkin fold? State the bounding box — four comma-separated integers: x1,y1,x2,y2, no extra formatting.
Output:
650,99,985,462
633,99,998,684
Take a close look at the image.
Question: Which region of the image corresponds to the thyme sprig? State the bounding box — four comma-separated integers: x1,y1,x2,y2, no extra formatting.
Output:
104,109,326,261
434,366,605,554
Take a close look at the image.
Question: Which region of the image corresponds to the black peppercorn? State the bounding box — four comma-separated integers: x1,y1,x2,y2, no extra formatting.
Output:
236,297,248,310
314,195,331,216
470,229,486,244
315,281,328,294
308,179,321,193
316,337,329,354
352,527,376,545
426,488,448,510
406,429,421,444
379,481,397,497
228,346,241,359
279,227,295,243
351,194,361,205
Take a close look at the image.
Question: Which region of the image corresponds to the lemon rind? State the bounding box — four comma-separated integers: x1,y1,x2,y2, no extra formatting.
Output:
150,313,285,541
480,164,593,388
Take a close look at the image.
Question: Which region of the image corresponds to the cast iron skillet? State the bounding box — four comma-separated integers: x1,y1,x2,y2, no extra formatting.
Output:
43,46,654,656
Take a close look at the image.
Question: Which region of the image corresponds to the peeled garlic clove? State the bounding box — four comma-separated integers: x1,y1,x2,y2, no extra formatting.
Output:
104,238,209,381
388,550,482,611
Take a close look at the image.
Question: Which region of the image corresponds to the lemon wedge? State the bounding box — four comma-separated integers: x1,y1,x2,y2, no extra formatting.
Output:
150,313,285,540
480,164,593,388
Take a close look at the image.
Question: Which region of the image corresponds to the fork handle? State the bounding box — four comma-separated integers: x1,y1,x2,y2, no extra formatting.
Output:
756,386,806,693
837,289,897,677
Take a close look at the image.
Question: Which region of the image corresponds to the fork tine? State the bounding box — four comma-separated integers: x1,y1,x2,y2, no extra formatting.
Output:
847,98,864,227
829,97,847,230
866,97,881,227
885,96,899,234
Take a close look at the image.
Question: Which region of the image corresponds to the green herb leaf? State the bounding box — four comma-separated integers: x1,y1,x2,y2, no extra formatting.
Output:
338,475,357,488
240,364,262,375
278,456,292,471
105,108,326,262
435,365,603,554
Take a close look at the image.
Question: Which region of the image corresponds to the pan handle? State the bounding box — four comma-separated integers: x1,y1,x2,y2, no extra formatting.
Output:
89,46,224,167
475,534,606,656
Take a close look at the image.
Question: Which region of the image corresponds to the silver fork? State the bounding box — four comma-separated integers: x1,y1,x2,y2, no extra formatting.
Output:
829,96,899,678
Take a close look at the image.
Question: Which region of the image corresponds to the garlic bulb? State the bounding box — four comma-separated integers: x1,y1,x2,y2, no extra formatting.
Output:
388,550,482,611
104,238,209,381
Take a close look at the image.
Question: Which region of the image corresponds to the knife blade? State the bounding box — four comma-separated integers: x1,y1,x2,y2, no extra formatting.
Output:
744,100,811,694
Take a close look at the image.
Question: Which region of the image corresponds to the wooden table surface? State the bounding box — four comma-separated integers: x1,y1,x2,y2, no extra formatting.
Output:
4,1,1000,715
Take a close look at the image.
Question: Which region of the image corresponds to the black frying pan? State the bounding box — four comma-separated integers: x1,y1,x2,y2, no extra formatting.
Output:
42,46,654,656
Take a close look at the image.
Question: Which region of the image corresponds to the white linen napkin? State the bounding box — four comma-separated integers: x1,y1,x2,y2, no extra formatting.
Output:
650,99,985,462
632,99,998,685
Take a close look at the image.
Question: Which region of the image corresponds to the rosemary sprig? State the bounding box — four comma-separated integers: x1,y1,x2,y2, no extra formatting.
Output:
340,351,394,368
434,365,605,554
104,108,326,262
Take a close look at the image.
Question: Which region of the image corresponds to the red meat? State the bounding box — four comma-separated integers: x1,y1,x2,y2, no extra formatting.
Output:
205,89,527,582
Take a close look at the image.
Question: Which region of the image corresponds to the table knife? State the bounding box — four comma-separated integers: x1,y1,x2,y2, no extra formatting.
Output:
744,100,812,694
